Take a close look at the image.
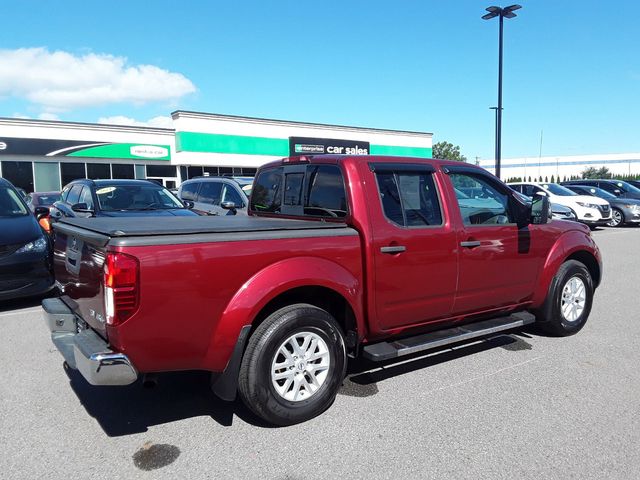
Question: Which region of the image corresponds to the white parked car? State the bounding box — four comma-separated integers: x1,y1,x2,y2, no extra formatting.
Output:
508,182,611,229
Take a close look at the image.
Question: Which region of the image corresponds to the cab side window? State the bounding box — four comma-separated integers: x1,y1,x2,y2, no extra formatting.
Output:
449,173,513,225
375,170,442,227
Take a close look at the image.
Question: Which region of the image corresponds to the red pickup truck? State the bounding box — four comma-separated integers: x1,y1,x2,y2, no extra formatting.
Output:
44,155,602,425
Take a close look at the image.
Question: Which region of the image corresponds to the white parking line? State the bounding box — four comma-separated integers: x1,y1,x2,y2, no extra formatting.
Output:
0,307,41,318
428,356,542,394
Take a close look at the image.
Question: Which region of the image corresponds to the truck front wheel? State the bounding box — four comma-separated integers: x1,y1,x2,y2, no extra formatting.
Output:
535,260,594,336
238,304,347,426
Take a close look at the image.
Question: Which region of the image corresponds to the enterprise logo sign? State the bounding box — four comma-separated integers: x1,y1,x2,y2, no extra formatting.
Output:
289,137,370,156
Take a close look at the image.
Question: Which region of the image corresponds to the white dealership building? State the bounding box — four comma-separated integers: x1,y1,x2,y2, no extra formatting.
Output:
0,112,433,193
478,153,640,181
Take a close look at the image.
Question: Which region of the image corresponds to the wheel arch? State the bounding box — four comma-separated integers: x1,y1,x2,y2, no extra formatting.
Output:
531,230,602,307
201,256,364,372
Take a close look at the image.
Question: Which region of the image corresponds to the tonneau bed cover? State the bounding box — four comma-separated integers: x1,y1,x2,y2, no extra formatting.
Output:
53,216,357,247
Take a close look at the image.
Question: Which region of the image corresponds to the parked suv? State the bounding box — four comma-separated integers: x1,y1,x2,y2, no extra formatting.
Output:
562,179,640,200
50,179,198,220
508,182,611,229
562,184,640,227
178,177,249,216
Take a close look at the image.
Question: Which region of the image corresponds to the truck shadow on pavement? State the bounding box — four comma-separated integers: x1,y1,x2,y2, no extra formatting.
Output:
340,334,533,398
64,367,271,436
64,333,533,436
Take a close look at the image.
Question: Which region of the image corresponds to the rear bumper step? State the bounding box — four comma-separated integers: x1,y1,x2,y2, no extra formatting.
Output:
43,297,138,386
363,312,535,361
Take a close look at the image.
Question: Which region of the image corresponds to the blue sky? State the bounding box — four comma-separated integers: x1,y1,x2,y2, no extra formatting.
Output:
0,0,638,161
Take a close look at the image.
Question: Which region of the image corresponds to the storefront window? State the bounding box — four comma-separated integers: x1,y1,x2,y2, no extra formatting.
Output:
87,163,111,180
60,162,86,187
1,161,34,193
146,165,177,178
111,164,135,179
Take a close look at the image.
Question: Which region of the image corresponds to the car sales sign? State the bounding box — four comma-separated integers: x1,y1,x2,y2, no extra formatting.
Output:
289,137,369,156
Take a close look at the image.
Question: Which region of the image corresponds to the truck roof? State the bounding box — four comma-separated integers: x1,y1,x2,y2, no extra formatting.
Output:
258,155,481,171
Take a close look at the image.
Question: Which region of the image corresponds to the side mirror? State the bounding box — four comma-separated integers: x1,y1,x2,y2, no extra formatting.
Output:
34,206,50,220
531,194,550,225
614,189,622,196
71,203,94,214
182,199,194,209
221,201,237,215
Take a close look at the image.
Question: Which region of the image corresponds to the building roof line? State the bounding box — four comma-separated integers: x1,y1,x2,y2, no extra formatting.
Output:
0,117,175,136
171,110,433,137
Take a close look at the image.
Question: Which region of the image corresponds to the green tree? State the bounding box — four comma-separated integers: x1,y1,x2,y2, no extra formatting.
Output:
432,141,467,162
581,166,611,179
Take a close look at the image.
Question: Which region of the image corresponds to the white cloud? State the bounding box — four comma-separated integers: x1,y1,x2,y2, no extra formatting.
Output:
0,47,196,111
38,112,59,121
97,115,174,129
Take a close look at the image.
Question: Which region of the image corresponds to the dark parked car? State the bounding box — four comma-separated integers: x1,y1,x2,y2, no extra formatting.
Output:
50,179,199,220
0,178,53,301
625,180,640,190
178,177,249,216
562,179,640,200
562,184,640,227
26,191,61,213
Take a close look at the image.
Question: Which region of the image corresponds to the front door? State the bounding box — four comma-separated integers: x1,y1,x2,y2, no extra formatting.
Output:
368,163,458,331
446,169,539,315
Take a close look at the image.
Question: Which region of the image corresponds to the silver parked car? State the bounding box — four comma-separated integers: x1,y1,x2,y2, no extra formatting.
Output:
177,177,249,216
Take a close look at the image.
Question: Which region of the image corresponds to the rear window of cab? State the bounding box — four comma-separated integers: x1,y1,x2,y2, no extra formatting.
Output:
250,164,348,219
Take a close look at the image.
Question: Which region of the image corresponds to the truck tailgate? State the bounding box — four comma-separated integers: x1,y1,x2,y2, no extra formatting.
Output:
52,222,110,339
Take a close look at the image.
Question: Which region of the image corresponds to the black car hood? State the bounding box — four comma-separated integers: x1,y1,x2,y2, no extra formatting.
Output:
98,209,198,217
0,214,42,246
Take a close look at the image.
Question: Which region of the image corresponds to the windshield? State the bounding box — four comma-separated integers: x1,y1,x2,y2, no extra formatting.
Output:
541,183,577,196
615,181,640,194
96,183,185,211
580,186,616,200
0,187,29,217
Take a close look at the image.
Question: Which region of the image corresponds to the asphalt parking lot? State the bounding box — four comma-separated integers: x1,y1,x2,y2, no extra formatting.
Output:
1,227,639,479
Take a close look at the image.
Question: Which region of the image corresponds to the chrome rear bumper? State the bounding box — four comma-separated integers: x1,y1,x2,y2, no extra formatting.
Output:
42,297,138,386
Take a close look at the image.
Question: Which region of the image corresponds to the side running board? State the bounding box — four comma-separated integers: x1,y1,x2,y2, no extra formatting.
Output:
362,312,535,362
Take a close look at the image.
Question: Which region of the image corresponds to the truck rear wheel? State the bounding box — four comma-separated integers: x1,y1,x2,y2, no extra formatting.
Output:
238,303,347,426
535,260,593,336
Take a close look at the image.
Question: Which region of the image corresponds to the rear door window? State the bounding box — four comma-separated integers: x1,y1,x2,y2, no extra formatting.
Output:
375,170,442,227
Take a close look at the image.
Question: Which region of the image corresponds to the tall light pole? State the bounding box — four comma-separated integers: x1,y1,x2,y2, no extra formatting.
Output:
482,4,521,180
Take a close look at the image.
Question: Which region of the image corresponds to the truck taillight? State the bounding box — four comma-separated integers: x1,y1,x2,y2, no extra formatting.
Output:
104,252,139,325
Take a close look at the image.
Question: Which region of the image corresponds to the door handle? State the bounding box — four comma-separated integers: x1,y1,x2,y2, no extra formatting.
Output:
380,245,406,254
460,240,481,248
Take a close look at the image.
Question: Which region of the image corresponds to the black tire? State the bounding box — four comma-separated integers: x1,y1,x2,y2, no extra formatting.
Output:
238,303,347,426
608,208,625,227
534,260,594,336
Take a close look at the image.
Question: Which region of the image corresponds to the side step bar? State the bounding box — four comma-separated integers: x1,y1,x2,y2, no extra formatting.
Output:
362,312,535,362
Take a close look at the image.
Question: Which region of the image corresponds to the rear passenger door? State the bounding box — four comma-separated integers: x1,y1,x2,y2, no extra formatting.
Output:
368,163,458,330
